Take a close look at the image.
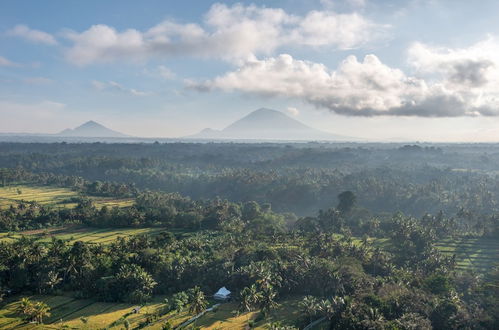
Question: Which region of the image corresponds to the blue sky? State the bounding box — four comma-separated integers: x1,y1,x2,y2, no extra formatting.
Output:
2,0,499,141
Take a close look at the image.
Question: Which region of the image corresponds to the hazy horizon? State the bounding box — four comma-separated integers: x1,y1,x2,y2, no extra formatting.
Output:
2,0,499,142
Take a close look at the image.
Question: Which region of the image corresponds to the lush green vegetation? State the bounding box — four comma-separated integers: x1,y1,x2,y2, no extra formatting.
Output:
2,142,499,217
0,142,498,329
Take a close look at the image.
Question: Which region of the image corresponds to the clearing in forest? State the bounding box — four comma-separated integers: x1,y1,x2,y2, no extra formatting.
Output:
0,226,172,245
0,184,134,209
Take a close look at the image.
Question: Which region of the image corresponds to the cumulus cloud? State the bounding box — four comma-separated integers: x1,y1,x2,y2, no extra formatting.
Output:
7,24,57,45
408,38,499,89
190,37,499,117
92,80,151,96
63,3,387,65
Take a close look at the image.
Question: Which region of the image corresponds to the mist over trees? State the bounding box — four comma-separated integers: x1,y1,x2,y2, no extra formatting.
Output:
0,141,498,329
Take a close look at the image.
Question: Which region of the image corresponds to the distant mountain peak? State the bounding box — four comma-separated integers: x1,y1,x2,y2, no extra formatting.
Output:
252,107,282,114
188,108,357,141
57,120,128,138
81,120,101,126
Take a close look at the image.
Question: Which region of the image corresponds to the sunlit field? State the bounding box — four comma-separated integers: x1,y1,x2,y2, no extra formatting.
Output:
436,237,499,272
0,294,194,329
0,184,134,209
0,226,173,245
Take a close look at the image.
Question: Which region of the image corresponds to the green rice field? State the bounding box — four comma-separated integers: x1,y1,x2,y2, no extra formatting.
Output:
435,237,499,272
0,184,134,209
0,294,193,329
0,294,306,330
0,226,172,245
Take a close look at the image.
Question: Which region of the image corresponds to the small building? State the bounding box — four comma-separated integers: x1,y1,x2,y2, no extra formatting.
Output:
213,287,231,301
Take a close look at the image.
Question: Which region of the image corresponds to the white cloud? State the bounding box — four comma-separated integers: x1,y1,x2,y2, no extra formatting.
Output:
64,3,387,65
0,55,18,67
190,37,499,117
7,24,57,45
289,10,383,49
92,80,151,96
286,107,300,116
408,37,499,89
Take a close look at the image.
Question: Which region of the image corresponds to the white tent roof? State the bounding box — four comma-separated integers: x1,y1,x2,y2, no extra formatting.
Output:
214,287,231,296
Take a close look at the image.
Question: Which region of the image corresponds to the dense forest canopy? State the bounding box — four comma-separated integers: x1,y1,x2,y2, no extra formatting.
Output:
0,142,498,329
1,142,499,216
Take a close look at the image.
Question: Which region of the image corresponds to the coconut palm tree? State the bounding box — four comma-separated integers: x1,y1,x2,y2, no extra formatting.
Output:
32,302,51,324
318,299,334,320
45,271,62,291
299,296,319,322
16,298,34,318
260,288,279,316
16,298,51,324
239,287,254,314
188,286,207,315
247,284,262,307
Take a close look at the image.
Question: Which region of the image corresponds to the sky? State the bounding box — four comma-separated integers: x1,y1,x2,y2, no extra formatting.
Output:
2,0,499,141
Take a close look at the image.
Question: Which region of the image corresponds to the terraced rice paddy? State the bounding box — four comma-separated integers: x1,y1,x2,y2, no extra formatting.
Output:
0,293,306,330
194,296,304,329
0,294,191,329
435,237,499,272
0,184,134,209
0,226,171,245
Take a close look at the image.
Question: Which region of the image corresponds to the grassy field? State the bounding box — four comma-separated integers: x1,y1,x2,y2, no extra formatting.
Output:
0,184,134,209
193,296,304,329
0,294,194,329
435,237,499,272
371,235,499,273
0,294,307,330
0,226,172,245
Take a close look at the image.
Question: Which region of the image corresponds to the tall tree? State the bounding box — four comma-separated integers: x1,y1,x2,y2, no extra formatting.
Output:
337,191,356,214
188,286,207,315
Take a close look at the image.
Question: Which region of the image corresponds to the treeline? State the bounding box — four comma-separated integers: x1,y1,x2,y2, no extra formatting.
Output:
2,165,498,238
1,142,499,217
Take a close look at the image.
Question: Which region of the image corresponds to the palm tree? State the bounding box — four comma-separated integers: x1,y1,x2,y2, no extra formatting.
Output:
16,298,51,324
16,298,34,318
45,271,62,292
239,287,253,314
318,299,334,320
247,284,262,307
330,272,345,296
32,302,51,324
188,286,207,315
260,288,278,316
299,296,319,322
239,285,262,323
